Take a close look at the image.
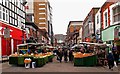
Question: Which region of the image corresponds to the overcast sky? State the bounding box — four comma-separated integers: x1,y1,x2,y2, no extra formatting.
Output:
49,0,106,35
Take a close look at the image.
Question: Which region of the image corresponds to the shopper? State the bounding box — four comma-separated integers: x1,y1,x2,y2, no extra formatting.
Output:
64,49,68,62
69,49,73,62
113,51,119,66
107,51,114,70
57,48,63,63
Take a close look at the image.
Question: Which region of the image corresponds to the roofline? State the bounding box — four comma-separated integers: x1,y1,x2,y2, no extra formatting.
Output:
83,7,100,25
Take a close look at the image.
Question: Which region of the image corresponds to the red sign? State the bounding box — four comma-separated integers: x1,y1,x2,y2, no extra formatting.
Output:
85,37,91,42
25,6,29,10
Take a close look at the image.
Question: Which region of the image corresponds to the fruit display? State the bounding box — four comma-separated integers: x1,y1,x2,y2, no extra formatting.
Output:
73,52,94,58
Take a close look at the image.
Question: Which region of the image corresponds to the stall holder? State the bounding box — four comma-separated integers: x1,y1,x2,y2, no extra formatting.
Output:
73,53,97,67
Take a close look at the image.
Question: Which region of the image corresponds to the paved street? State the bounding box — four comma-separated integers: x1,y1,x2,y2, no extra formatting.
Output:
1,57,120,72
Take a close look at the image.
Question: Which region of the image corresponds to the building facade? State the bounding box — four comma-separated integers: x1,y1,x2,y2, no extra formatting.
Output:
34,0,53,45
95,9,101,41
0,0,26,59
66,21,83,47
25,0,53,45
82,8,99,42
101,1,120,52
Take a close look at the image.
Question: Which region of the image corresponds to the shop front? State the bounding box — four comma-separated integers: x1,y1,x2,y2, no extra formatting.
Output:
102,25,120,51
0,22,25,58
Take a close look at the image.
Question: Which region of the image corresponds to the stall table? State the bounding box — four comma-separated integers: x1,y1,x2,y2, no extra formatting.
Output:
74,55,97,66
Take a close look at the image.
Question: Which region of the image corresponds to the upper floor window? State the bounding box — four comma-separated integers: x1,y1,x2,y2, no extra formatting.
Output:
97,15,99,24
105,12,108,27
0,0,2,4
3,8,5,20
1,7,9,23
0,6,2,19
113,6,120,23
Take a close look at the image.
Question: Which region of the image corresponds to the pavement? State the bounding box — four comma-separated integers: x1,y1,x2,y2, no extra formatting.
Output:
1,56,120,72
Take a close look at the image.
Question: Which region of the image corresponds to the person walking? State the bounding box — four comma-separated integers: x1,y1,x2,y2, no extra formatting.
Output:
64,49,68,63
113,51,119,66
57,48,63,63
69,49,73,62
107,51,114,70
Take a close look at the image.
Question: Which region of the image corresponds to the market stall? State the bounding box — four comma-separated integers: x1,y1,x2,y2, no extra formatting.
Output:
73,52,97,66
72,42,106,66
9,43,54,67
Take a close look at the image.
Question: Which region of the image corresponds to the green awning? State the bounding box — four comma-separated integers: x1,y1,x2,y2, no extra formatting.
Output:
102,25,120,42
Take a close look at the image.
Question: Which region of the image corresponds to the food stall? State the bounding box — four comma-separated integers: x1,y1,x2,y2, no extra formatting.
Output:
73,42,106,66
9,43,54,67
73,52,97,66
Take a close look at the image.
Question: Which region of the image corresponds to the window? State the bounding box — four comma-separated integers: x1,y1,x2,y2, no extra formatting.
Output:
12,18,14,25
39,3,45,6
6,9,8,21
9,2,11,10
10,17,12,24
15,20,17,26
12,4,14,11
113,6,120,23
12,0,14,4
15,7,17,13
3,0,5,6
105,12,108,27
97,15,99,24
9,0,12,2
39,8,46,10
3,8,5,20
0,5,2,19
0,0,2,4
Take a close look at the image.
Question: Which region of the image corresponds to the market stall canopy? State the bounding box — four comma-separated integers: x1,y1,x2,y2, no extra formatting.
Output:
71,44,82,49
17,43,36,47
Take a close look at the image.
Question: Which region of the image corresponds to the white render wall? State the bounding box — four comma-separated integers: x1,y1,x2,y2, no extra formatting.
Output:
95,9,101,34
26,0,34,14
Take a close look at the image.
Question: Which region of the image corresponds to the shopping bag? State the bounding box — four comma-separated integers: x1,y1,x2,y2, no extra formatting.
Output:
114,61,117,67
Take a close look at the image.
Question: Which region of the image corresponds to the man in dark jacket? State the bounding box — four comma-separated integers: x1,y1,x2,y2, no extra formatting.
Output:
113,51,119,66
57,49,63,63
107,51,114,70
64,49,68,62
69,50,73,62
